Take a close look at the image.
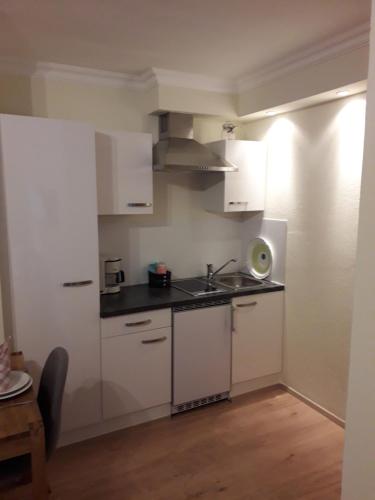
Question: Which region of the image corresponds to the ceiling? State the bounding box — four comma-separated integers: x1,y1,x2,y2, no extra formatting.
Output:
0,0,371,79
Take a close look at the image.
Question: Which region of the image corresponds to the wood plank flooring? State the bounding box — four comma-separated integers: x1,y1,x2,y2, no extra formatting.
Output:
5,387,344,500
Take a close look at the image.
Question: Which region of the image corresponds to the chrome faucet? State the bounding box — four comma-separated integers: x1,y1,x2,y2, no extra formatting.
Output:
206,258,237,282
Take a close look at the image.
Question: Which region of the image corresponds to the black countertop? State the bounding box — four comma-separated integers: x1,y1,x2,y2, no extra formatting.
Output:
100,280,284,318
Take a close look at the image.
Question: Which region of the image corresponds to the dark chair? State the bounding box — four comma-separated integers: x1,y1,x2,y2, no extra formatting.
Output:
37,347,69,460
0,347,69,492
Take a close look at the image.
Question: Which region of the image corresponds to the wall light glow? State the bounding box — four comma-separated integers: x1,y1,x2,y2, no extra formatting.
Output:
266,110,277,116
336,90,350,97
325,96,366,260
337,98,366,184
265,117,296,212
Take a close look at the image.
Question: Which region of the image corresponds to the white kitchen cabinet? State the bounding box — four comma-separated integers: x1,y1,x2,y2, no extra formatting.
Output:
0,114,101,432
232,291,284,384
96,130,153,215
101,323,172,419
204,140,266,212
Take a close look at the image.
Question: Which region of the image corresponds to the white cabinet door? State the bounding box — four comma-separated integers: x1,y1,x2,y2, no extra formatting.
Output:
204,140,266,212
224,140,266,212
102,327,171,419
0,114,101,432
232,291,284,384
96,130,153,215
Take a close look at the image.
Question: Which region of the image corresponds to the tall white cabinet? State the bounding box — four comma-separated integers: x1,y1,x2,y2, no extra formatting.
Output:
0,114,101,432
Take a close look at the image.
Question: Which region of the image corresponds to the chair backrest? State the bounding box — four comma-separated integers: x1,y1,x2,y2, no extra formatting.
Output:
37,347,69,460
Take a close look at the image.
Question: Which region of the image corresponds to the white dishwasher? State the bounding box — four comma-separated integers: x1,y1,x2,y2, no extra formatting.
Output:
172,298,232,414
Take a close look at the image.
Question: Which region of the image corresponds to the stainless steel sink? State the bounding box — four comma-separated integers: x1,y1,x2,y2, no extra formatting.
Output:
213,273,265,290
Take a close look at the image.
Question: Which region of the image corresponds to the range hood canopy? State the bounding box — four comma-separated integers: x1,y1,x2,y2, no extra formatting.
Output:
153,113,238,173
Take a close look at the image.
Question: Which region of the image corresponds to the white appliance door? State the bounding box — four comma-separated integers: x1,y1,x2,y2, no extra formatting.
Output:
173,303,231,406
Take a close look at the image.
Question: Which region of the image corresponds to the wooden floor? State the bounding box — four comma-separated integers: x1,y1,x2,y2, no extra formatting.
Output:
6,387,344,500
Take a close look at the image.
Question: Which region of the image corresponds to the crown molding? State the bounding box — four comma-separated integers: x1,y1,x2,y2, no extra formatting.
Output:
0,22,370,96
34,62,143,88
150,67,236,94
0,58,162,90
0,58,144,88
237,22,370,93
0,59,236,93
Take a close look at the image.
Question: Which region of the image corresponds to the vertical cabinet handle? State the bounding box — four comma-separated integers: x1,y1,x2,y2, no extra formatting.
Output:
127,203,153,207
231,305,235,334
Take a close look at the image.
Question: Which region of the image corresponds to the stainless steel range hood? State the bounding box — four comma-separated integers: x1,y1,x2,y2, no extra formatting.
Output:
153,113,238,172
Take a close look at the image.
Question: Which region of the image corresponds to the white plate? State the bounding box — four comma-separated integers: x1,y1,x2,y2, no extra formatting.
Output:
0,371,32,396
0,378,33,400
246,237,273,279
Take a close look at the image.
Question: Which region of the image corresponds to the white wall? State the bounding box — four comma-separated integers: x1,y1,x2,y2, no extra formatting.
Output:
0,73,157,133
97,114,247,284
243,95,366,419
86,105,247,284
99,172,245,284
238,45,369,116
341,2,375,497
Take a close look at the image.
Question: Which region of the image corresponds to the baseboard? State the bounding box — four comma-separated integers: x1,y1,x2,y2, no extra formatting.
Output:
59,404,171,447
230,373,282,397
281,384,345,428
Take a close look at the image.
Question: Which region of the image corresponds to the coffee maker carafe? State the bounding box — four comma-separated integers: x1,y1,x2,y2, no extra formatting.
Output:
100,257,125,294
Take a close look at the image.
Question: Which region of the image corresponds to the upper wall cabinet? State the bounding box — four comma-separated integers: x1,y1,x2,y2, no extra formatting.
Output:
96,130,153,215
203,140,266,213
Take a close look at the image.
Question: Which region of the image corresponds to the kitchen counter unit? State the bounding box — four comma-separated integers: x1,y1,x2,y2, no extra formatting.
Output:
100,280,284,317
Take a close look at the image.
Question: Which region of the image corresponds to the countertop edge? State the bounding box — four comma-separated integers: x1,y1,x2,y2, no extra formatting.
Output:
100,284,285,318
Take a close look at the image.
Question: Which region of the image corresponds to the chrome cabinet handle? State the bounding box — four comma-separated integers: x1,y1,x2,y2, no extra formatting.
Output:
235,301,258,308
229,201,247,205
63,280,93,287
141,336,167,344
231,301,257,333
127,203,153,207
125,319,152,327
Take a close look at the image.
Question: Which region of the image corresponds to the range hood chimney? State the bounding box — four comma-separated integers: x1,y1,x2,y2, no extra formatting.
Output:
153,113,238,172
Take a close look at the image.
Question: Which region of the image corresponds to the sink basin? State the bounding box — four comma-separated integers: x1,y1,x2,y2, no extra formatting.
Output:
214,273,265,290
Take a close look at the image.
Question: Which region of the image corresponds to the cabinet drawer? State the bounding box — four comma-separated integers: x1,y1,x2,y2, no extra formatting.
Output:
102,327,172,419
101,308,171,338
